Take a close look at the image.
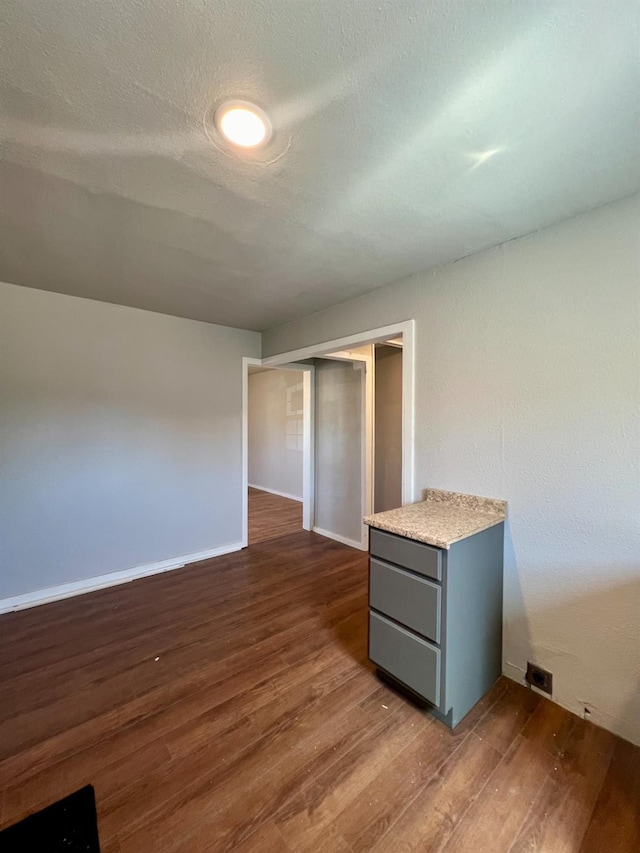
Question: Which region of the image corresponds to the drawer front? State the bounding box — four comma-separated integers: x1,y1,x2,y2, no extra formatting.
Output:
369,528,442,581
369,612,441,706
369,558,441,643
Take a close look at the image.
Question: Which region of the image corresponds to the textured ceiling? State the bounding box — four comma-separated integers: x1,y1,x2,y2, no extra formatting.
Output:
1,1,638,331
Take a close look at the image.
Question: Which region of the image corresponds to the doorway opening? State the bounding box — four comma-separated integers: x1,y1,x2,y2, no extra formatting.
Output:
242,359,314,548
243,320,414,552
247,364,304,545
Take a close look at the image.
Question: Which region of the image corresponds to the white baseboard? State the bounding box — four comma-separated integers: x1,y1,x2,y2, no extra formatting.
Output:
312,526,365,551
249,483,303,503
0,541,243,615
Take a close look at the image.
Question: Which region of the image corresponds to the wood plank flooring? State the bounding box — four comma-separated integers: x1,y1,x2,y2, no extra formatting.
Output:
248,487,302,544
0,531,638,851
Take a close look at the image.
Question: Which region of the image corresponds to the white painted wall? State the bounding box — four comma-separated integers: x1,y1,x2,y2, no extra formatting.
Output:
314,359,364,547
248,369,304,500
0,282,260,603
263,195,640,745
375,346,403,513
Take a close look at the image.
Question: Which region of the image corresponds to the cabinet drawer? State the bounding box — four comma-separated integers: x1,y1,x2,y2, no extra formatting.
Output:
369,558,441,643
369,528,442,580
369,612,441,706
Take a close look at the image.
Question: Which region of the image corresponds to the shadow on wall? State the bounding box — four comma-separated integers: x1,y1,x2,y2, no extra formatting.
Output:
504,530,640,744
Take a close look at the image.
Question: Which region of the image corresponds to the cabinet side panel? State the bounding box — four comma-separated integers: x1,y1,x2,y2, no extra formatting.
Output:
444,523,504,725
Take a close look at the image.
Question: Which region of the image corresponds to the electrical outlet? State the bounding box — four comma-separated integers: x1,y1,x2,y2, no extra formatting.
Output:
526,662,553,695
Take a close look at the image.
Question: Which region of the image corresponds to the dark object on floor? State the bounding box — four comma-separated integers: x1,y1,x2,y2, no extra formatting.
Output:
0,785,100,852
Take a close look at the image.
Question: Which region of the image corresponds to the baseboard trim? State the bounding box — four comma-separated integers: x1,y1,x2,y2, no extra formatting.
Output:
249,484,303,503
0,542,243,615
312,526,365,551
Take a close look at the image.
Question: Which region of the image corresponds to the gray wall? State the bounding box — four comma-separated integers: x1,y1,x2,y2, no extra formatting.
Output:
314,359,364,545
263,195,640,745
248,369,304,500
0,282,260,600
374,346,403,512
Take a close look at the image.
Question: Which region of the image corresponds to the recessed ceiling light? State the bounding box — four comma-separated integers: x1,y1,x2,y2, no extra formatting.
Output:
214,100,272,149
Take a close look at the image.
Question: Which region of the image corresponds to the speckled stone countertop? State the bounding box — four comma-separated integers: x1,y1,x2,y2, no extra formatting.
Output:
364,488,507,550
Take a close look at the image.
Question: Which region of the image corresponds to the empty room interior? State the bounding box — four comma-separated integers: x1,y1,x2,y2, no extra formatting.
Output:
0,1,639,851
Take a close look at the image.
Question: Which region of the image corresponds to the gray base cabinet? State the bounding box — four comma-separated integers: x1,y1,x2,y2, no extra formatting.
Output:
368,524,504,728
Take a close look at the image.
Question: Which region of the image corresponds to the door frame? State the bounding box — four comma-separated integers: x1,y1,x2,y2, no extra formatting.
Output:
261,319,415,545
242,358,315,548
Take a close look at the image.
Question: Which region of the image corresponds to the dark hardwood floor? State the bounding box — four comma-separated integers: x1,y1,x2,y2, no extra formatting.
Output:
0,532,638,851
248,487,302,545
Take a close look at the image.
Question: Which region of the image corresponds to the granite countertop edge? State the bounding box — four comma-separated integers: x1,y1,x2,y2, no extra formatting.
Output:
363,488,507,550
363,513,505,549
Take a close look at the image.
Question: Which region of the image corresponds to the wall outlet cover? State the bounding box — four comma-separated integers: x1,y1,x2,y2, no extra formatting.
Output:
526,661,553,696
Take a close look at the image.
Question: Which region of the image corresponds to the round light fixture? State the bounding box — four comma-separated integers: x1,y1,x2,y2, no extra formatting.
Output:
214,100,272,149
